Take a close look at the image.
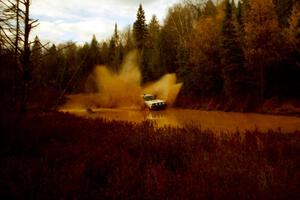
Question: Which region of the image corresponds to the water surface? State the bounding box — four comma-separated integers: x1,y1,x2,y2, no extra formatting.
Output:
60,108,300,133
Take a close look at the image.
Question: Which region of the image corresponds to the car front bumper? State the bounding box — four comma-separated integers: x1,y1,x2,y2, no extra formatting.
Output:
150,103,167,110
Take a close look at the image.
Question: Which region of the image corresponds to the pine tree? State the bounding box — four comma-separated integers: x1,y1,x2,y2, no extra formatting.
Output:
113,23,120,46
147,15,162,79
133,4,149,82
203,0,217,17
44,44,60,88
237,1,243,31
133,4,148,50
109,23,122,72
100,42,109,64
231,0,237,15
89,35,100,70
273,0,294,27
221,0,245,103
31,36,42,65
123,26,134,53
108,36,116,68
148,15,160,43
31,36,43,87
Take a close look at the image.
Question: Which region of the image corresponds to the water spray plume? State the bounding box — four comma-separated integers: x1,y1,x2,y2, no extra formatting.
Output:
142,74,182,106
61,50,182,110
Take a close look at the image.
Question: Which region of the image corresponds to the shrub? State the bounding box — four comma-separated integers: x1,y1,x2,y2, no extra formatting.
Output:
0,112,299,199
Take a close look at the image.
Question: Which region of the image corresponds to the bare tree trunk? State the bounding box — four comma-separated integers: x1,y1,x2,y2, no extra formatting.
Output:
13,0,20,111
0,0,37,113
20,0,31,114
15,0,19,56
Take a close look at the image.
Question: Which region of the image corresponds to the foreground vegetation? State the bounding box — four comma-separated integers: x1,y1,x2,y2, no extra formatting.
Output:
0,112,299,199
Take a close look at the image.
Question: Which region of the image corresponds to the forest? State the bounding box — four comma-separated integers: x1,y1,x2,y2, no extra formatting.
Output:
1,1,300,199
0,0,300,113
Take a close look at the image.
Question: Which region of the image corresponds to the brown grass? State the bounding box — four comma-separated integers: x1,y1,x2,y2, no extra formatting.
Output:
0,112,299,199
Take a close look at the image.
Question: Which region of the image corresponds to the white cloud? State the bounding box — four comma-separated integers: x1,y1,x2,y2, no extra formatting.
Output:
30,0,181,44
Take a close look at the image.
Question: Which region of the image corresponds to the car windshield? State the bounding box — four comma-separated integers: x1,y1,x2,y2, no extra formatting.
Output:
144,95,155,101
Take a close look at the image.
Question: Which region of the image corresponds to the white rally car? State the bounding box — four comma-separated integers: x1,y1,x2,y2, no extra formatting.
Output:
143,94,167,110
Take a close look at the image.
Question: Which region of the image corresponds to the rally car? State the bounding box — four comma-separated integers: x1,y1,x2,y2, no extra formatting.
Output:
143,94,167,110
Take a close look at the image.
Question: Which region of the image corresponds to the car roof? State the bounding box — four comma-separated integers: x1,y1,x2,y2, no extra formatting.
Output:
143,94,154,97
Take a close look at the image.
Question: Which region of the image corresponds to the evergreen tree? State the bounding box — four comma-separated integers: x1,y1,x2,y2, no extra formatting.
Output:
100,41,109,64
133,4,148,50
236,1,243,33
113,23,120,46
148,15,160,43
88,35,100,72
221,0,245,103
109,23,122,72
203,0,217,17
273,0,295,27
31,36,42,67
62,42,80,91
31,36,43,87
77,42,91,86
147,15,162,79
133,4,149,82
123,25,134,54
108,36,116,69
44,44,60,88
231,0,237,15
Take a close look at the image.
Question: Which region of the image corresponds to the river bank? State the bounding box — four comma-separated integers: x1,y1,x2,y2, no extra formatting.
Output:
5,89,299,117
175,96,300,116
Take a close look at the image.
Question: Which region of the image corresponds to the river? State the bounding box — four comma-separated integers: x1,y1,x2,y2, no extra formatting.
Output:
60,108,300,133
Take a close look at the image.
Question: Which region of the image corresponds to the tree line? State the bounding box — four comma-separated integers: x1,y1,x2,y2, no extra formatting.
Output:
0,0,299,111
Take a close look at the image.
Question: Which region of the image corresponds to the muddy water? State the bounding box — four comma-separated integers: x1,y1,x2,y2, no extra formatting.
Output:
60,108,300,133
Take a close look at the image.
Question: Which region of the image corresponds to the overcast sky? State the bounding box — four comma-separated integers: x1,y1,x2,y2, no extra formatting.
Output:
30,0,181,44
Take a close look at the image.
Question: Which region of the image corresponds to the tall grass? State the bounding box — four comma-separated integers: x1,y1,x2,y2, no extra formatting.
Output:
0,112,299,199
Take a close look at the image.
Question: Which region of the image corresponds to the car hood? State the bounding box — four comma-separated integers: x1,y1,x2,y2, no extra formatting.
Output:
146,99,166,104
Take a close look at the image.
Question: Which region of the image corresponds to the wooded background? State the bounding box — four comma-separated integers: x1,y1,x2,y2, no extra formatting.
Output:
0,0,299,112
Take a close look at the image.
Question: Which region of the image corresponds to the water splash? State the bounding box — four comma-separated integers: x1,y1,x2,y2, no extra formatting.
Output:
61,50,182,110
143,74,183,106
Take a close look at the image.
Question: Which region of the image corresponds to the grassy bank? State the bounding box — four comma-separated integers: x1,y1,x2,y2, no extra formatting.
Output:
176,95,300,116
0,112,299,199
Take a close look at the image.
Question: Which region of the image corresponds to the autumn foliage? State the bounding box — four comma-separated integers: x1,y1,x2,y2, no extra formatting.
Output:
1,0,300,112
